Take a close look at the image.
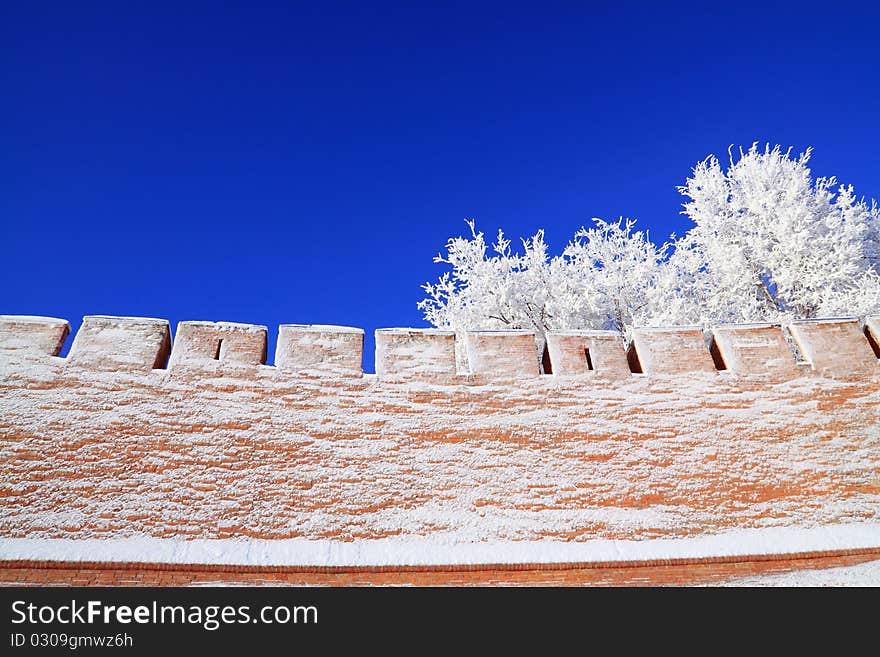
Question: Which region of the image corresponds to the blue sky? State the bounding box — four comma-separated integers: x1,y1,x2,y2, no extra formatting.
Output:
3,1,879,370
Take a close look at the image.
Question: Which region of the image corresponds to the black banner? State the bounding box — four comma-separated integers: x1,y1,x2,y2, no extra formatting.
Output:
0,586,869,653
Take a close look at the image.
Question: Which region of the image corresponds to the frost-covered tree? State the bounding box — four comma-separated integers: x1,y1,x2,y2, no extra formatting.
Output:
671,144,880,324
418,221,558,367
554,219,673,332
419,144,880,358
417,218,670,365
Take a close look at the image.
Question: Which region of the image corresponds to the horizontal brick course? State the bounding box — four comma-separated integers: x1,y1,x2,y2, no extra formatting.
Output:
3,550,879,586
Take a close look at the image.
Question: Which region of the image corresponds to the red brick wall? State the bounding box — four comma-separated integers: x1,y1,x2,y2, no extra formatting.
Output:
3,551,879,587
1,315,879,585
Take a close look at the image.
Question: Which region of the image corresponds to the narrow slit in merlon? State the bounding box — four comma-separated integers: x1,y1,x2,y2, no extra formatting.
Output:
584,347,593,371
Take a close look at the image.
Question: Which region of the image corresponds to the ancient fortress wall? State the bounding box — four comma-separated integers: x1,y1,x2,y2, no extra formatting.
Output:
1,314,880,585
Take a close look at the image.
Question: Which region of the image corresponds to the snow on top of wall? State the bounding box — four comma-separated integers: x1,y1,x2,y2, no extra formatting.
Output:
178,321,267,330
719,556,880,586
83,315,168,324
376,328,454,334
2,313,879,378
633,325,704,333
0,315,67,324
790,317,860,324
1,523,877,567
281,324,364,333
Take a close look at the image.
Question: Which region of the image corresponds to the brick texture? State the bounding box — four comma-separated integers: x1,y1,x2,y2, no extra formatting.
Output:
1,315,879,586
2,551,879,587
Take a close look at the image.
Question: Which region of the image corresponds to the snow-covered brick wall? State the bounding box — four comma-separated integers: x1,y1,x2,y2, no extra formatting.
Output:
710,323,799,378
545,330,630,378
0,315,69,358
630,326,717,375
1,314,879,559
169,321,267,369
375,328,456,380
274,324,364,375
789,318,878,376
464,330,542,377
66,315,171,372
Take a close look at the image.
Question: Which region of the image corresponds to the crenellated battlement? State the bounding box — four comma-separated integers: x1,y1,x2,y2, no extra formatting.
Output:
375,328,456,380
2,313,878,381
0,315,70,359
169,321,268,369
65,316,171,372
2,312,879,577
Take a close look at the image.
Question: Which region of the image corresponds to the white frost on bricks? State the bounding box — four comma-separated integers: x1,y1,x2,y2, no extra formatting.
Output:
66,316,171,372
275,324,364,375
375,328,456,380
169,321,267,369
629,326,716,375
0,315,69,359
464,330,540,377
789,318,878,376
710,323,798,378
544,330,630,378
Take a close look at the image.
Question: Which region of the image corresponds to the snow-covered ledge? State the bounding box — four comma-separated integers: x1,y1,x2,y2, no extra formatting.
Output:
3,523,879,569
